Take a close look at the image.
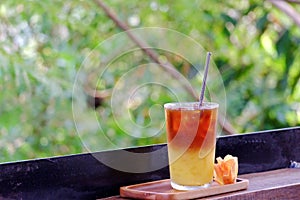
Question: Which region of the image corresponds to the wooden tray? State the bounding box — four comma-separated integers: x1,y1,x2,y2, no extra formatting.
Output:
120,178,249,200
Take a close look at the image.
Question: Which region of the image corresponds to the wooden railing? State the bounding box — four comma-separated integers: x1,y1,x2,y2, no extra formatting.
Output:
0,127,299,199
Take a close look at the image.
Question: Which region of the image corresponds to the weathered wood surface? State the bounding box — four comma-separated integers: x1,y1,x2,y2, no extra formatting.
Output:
210,168,300,200
101,168,300,200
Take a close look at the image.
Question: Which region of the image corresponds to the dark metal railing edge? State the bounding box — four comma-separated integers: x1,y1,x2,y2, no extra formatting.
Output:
0,127,299,199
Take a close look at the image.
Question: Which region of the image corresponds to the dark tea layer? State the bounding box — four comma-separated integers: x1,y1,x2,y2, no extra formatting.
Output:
166,108,217,152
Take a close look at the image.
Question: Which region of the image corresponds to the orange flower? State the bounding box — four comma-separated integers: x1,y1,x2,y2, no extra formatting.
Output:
214,155,238,185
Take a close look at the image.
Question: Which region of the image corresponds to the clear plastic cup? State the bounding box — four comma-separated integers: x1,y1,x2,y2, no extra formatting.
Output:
164,102,218,190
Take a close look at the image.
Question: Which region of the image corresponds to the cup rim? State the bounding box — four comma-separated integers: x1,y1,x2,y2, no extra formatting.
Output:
164,102,219,110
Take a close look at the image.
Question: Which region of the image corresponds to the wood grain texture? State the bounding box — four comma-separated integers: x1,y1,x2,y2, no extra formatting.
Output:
101,169,300,200
120,178,248,200
212,168,300,200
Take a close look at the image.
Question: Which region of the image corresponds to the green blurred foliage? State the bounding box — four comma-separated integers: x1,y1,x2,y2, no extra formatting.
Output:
0,0,299,162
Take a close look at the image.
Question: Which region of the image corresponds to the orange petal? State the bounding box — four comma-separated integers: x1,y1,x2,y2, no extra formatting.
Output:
213,155,238,185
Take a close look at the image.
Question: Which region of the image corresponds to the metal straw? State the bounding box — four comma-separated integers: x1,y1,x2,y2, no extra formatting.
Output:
199,52,212,107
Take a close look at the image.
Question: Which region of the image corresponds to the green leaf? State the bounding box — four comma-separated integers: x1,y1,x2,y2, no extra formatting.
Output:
256,14,268,33
221,13,237,26
276,30,290,56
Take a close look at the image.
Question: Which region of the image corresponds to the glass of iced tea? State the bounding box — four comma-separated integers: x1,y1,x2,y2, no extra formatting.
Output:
164,102,218,190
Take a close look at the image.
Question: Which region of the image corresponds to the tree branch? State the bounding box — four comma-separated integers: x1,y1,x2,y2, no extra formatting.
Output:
269,0,300,28
276,0,300,4
93,0,236,134
93,0,198,99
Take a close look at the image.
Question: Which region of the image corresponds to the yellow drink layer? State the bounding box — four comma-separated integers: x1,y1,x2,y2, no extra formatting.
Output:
169,147,216,186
